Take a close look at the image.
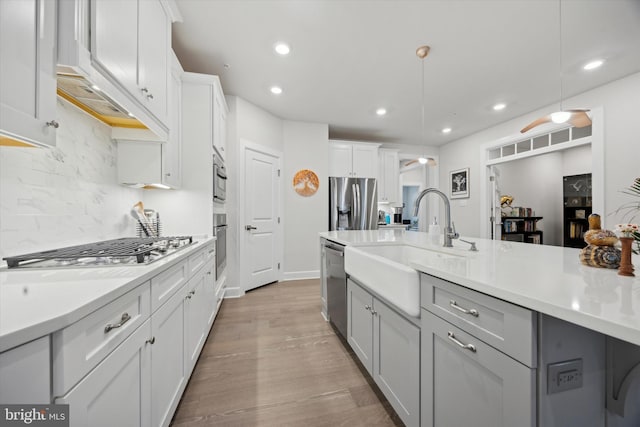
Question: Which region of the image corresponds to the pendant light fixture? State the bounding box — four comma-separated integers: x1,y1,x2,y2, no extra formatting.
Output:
409,45,437,167
521,0,591,133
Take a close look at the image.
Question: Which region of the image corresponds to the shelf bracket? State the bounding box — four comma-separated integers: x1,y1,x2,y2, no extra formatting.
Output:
607,337,640,416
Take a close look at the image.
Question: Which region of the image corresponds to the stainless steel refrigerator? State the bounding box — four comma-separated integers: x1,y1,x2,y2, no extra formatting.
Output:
329,177,378,230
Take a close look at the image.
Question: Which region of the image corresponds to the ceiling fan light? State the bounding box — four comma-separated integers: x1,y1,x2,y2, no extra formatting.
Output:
418,157,428,164
583,59,604,70
551,111,571,123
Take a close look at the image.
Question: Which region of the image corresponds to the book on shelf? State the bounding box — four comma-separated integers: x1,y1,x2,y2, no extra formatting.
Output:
503,206,534,217
569,221,585,239
503,218,540,233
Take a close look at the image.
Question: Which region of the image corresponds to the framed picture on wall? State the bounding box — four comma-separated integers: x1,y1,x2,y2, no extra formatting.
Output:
450,167,470,199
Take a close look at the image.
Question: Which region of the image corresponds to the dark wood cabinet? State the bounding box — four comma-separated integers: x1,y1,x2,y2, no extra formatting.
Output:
563,174,592,248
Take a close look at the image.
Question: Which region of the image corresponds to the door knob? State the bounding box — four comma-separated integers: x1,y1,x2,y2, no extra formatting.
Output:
245,225,257,231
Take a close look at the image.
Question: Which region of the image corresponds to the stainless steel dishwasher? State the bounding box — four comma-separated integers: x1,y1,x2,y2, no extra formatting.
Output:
324,240,347,338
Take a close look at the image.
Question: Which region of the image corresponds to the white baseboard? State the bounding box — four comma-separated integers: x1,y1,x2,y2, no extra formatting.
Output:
281,270,320,281
222,285,244,298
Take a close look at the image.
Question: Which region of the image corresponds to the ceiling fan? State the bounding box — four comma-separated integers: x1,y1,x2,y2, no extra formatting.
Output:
520,0,591,134
403,157,437,167
520,110,591,133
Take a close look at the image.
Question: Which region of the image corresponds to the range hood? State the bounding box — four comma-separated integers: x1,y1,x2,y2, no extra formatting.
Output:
56,71,147,130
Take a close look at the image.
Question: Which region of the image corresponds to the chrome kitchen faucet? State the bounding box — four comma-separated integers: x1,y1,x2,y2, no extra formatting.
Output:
413,188,459,247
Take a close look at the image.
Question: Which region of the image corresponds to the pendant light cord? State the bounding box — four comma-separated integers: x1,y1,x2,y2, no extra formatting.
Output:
421,56,425,157
558,0,563,112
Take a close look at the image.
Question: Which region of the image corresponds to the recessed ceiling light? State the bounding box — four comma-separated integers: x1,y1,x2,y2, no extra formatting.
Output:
274,43,290,55
376,108,387,116
442,127,452,134
270,86,283,95
91,85,100,91
127,112,135,118
583,59,604,70
493,103,506,111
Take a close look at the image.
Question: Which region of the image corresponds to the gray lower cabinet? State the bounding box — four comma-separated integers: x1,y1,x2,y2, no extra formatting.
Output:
421,309,535,427
347,279,420,426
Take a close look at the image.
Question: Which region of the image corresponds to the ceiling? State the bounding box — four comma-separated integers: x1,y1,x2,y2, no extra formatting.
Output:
172,0,640,147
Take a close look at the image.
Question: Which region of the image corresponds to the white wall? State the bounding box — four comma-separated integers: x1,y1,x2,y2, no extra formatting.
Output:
282,120,329,280
563,144,592,177
225,96,283,293
498,152,564,246
236,97,283,151
0,99,141,263
440,72,640,237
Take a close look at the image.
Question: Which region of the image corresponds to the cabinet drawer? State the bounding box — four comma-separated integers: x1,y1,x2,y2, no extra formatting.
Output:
188,245,212,277
421,273,537,367
53,283,151,396
151,260,188,312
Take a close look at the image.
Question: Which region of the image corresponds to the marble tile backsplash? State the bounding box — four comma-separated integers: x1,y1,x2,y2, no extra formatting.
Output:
0,98,142,263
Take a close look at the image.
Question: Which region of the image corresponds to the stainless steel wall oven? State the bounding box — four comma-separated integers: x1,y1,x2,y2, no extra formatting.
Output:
213,155,227,203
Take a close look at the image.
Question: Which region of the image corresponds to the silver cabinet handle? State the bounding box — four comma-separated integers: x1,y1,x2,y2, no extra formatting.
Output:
207,271,212,275
245,225,257,231
104,313,131,333
449,300,479,317
447,331,476,352
208,249,215,254
165,173,171,177
371,310,377,316
364,304,371,311
146,337,155,345
46,120,59,128
147,93,154,100
141,87,149,93
186,290,196,300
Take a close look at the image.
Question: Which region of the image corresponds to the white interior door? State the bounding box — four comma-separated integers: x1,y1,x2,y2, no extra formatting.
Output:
243,145,281,291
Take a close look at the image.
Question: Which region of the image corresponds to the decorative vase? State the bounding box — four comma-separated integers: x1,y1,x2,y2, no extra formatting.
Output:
618,237,635,277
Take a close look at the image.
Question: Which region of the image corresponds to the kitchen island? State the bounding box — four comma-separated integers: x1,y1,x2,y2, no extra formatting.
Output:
320,229,640,427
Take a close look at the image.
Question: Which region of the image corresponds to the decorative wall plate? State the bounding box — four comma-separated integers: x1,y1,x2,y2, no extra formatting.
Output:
293,169,319,197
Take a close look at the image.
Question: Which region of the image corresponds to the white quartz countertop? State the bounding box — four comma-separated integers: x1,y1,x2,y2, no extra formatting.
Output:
0,236,215,353
320,230,640,346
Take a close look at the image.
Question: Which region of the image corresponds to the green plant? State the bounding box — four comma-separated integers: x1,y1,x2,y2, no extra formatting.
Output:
614,178,640,253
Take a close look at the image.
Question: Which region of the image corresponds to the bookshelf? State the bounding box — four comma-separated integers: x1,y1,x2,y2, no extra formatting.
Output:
501,217,543,244
563,173,592,249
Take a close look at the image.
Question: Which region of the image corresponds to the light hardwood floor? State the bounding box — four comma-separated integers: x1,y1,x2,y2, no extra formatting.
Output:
171,279,404,426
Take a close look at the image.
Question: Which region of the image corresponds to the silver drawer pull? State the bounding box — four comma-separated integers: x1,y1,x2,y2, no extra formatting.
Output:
364,304,371,311
449,300,479,317
447,331,477,353
104,313,131,333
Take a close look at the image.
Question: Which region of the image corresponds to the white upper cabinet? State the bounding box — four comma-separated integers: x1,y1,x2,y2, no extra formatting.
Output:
329,140,380,178
163,51,183,188
181,73,227,161
92,0,138,95
93,0,170,124
0,0,57,147
58,0,177,140
378,149,400,203
137,0,170,123
116,52,183,188
212,80,228,160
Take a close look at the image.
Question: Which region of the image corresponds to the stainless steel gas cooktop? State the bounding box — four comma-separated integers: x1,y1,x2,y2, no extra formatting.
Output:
3,237,194,269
